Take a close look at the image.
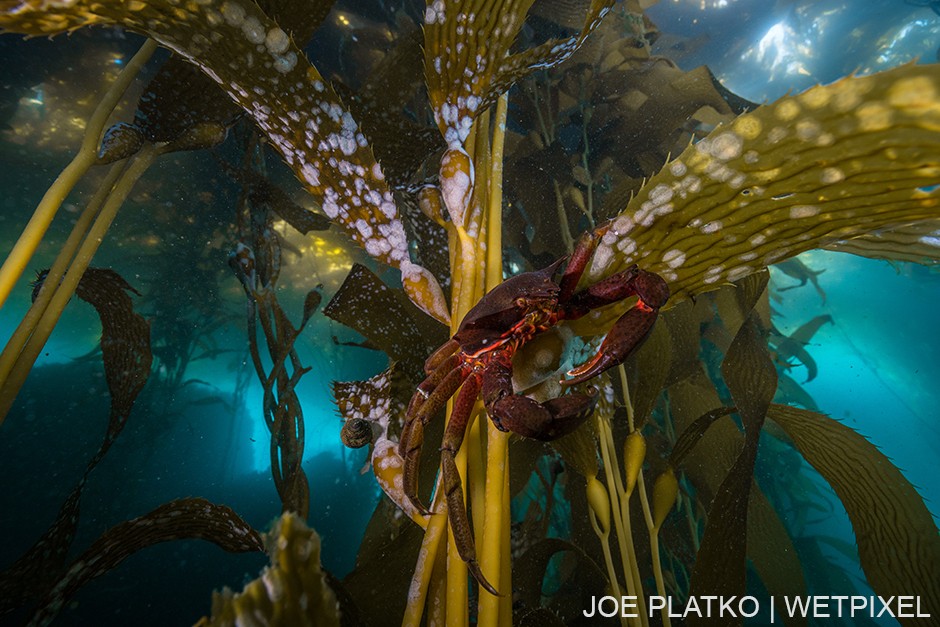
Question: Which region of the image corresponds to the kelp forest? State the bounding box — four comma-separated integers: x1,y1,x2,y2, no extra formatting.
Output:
0,0,938,625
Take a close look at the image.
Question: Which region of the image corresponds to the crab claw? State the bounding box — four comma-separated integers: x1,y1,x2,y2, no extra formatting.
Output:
483,360,599,440
563,269,669,387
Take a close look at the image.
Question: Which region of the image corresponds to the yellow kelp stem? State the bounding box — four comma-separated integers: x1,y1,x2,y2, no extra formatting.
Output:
478,93,509,627
0,144,159,422
404,97,508,627
0,159,128,396
0,38,156,311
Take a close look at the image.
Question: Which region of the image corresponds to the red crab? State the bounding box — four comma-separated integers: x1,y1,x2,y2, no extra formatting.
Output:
399,229,669,594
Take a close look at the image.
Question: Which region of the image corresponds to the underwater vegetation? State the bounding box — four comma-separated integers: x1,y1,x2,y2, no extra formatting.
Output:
0,0,939,626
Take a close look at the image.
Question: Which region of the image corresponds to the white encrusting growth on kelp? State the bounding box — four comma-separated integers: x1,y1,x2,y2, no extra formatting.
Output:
0,0,452,323
585,65,940,300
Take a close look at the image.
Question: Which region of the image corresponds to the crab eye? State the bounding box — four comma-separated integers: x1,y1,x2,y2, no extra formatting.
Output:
514,297,526,308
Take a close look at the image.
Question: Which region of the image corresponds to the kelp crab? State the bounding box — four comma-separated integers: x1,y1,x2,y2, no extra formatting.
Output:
399,228,669,593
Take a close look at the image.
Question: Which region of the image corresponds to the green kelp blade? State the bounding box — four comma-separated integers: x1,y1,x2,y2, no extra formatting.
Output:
323,264,448,383
626,318,672,428
26,498,262,627
668,405,737,468
786,313,833,346
423,0,614,148
343,500,425,627
581,63,940,306
688,313,776,624
72,267,152,446
0,0,449,322
337,28,445,188
774,372,819,411
513,537,608,617
0,268,151,616
712,270,771,350
667,370,806,622
767,404,940,624
197,512,339,627
825,219,940,264
746,483,808,627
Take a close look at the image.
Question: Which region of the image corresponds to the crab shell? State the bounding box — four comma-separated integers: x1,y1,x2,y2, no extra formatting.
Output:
452,259,565,355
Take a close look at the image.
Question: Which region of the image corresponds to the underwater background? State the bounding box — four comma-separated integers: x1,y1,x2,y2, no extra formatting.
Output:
0,0,938,625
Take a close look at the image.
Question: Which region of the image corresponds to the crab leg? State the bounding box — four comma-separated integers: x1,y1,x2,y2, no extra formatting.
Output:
483,358,598,441
438,375,500,596
423,337,459,374
559,230,604,301
563,269,669,387
400,362,470,514
404,353,460,423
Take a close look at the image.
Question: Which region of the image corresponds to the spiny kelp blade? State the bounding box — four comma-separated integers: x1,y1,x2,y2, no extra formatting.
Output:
667,370,805,612
487,0,615,110
550,417,599,479
767,403,940,623
338,29,444,188
732,269,769,328
668,405,736,469
56,268,151,457
0,0,448,322
343,499,425,627
661,300,701,387
323,264,447,382
0,484,82,614
824,219,940,264
584,64,940,302
508,437,551,499
423,0,613,147
712,270,770,352
254,0,333,45
721,314,777,425
688,314,775,621
26,498,262,627
513,537,608,615
746,482,808,627
627,318,672,428
196,512,338,627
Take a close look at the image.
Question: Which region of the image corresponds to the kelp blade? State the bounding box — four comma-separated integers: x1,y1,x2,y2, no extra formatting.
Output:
768,404,940,624
0,0,449,321
583,63,940,304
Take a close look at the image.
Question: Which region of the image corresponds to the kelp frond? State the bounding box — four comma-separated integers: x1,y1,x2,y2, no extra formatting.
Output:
584,63,940,303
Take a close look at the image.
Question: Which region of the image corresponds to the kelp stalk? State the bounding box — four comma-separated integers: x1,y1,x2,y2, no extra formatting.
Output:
0,159,127,399
478,93,511,627
587,474,627,627
0,38,156,311
617,365,661,627
0,144,159,422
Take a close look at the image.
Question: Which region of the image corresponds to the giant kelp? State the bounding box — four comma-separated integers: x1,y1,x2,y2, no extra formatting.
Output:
0,0,939,625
